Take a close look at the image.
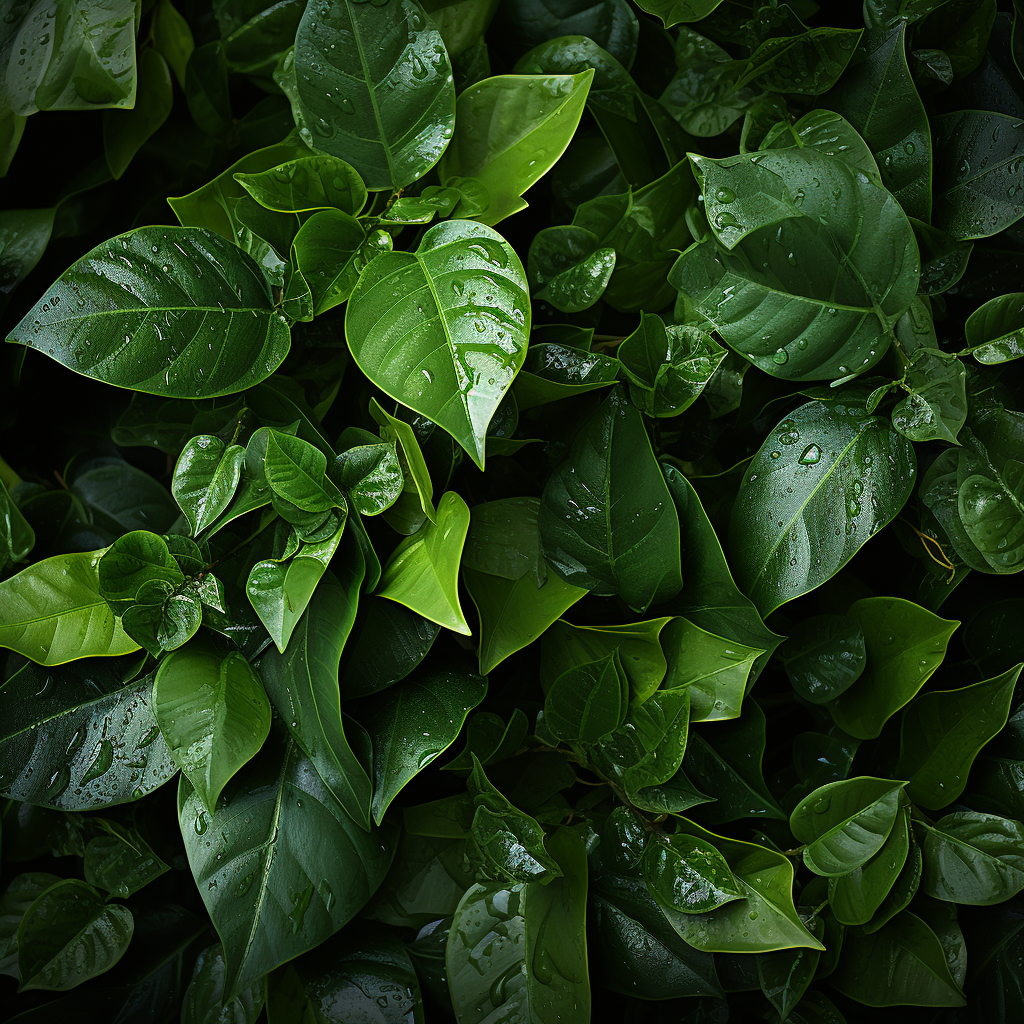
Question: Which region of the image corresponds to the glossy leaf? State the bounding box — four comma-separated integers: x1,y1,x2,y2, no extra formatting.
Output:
182,943,266,1024
290,209,370,316
0,659,176,810
781,614,866,705
897,665,1020,809
790,777,906,877
642,834,744,915
172,436,246,536
102,48,173,180
281,0,455,191
728,400,916,616
346,220,530,468
446,828,589,1022
235,155,366,215
827,597,959,739
83,824,169,900
830,910,966,1007
539,388,682,612
892,347,968,443
7,227,291,398
153,644,272,815
965,292,1024,365
361,666,487,823
439,71,594,225
179,736,397,999
920,811,1024,905
334,443,403,517
17,880,133,991
673,148,919,380
544,652,627,744
376,491,471,634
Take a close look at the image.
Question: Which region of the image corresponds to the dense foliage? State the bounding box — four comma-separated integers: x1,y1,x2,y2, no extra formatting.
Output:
2,0,1024,1020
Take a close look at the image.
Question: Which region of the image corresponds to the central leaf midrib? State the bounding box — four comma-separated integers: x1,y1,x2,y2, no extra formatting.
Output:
350,6,397,184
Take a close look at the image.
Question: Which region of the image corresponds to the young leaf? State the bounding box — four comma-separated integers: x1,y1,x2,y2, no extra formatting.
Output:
172,436,247,535
642,834,744,915
235,155,367,215
439,71,594,225
7,228,291,398
376,491,472,634
153,644,272,815
544,652,628,744
346,220,530,468
964,292,1024,365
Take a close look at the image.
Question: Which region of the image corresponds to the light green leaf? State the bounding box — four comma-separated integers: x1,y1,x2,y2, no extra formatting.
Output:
642,833,744,915
527,226,615,313
346,220,530,468
439,71,594,225
235,155,367,215
376,491,471,634
0,549,139,665
153,644,272,815
964,292,1024,365
172,435,246,536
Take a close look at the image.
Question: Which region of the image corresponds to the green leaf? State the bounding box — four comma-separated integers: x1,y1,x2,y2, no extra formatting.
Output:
153,0,194,88
153,643,272,815
661,466,783,681
933,110,1024,240
3,0,139,115
673,148,919,380
683,701,785,822
439,71,594,225
739,25,862,95
7,227,291,399
633,0,724,26
892,348,968,443
965,292,1024,365
290,209,372,316
0,658,176,810
827,24,932,221
0,549,139,665
172,435,246,536
83,823,170,900
830,910,966,1007
376,491,472,634
897,665,1020,809
756,937,823,1021
368,399,437,526
760,108,881,185
539,388,682,612
920,811,1024,905
340,598,440,699
446,828,589,1021
346,220,530,468
235,155,367,215
182,943,266,1024
279,0,455,191
261,568,372,829
828,807,911,925
642,833,744,914
0,874,61,980
178,736,397,999
334,443,403,517
102,48,173,180
467,758,563,883
466,568,586,675
96,530,183,615
780,613,866,705
265,430,344,513
790,777,906,876
618,314,726,418
660,617,761,722
527,226,616,313
297,925,423,1023
361,667,487,824
660,820,825,953
544,652,627,744
728,400,916,616
17,880,133,991
826,597,959,739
